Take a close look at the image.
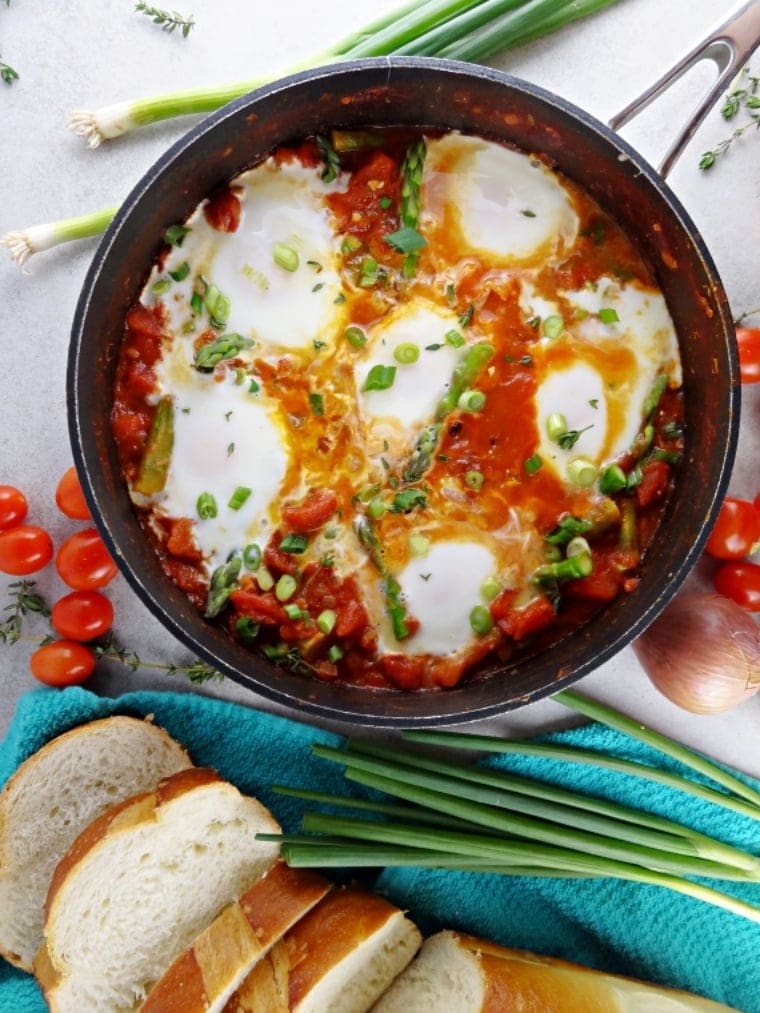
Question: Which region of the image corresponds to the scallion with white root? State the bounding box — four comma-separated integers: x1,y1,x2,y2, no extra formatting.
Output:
259,690,760,924
2,0,622,266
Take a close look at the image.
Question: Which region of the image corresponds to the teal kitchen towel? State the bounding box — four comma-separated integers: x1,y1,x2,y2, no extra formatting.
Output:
1,685,758,1011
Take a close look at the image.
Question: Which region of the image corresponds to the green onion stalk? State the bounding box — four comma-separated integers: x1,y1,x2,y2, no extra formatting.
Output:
2,0,623,266
260,691,760,924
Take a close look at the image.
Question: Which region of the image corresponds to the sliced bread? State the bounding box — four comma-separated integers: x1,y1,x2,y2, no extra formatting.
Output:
225,886,421,1013
371,931,740,1012
141,860,332,1013
0,714,192,971
37,767,281,1012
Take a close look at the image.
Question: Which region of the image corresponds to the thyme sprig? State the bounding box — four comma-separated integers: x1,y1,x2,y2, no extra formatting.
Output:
135,2,195,38
0,57,18,85
700,66,759,170
0,581,50,644
94,633,223,684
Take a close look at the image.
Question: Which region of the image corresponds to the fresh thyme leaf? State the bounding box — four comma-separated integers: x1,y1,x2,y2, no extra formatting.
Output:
135,1,195,37
316,135,340,183
0,57,18,85
556,424,593,451
700,66,759,170
0,580,50,644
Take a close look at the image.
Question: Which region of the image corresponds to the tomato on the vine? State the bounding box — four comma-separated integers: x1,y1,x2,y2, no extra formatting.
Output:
51,590,114,641
29,640,96,687
736,327,760,385
0,485,28,531
0,525,54,575
714,561,760,611
56,528,118,590
55,467,91,521
704,497,760,560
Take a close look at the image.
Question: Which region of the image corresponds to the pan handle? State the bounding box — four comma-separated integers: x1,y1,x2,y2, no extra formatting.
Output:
608,0,760,177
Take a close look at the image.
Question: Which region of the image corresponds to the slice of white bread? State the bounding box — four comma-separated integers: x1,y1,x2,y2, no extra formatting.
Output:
36,767,281,1013
0,714,192,971
141,860,333,1013
371,931,740,1012
224,886,422,1013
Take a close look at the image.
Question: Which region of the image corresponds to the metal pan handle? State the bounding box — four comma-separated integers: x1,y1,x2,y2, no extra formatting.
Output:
609,0,760,177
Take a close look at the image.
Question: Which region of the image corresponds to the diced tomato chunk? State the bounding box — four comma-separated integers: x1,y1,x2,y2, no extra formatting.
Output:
381,653,426,690
493,594,555,641
166,518,202,562
281,489,338,533
335,597,369,638
229,589,287,625
264,533,300,576
636,460,671,509
125,304,164,338
203,187,242,232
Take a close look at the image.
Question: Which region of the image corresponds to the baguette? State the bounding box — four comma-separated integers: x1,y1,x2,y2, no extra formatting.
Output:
141,861,332,1013
225,886,421,1013
37,767,281,1012
0,714,192,971
371,931,740,1012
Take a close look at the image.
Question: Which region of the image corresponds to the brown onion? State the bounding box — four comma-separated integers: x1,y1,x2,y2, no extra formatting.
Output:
632,592,760,714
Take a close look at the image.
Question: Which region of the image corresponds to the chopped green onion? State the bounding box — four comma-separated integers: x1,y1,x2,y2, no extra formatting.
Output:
228,486,252,511
164,224,190,247
546,412,568,441
524,454,543,476
598,307,619,324
256,567,274,592
567,457,598,487
390,488,427,513
542,315,565,339
205,554,242,618
345,325,367,348
599,463,628,495
362,364,396,392
545,515,593,545
534,553,592,585
235,616,260,642
317,609,337,634
273,242,299,272
284,603,307,620
469,605,493,635
169,260,190,282
196,492,218,519
275,574,298,602
190,290,204,315
243,543,262,570
384,226,427,255
341,235,362,255
279,533,309,554
379,195,393,210
328,644,344,663
480,576,501,602
445,329,466,348
368,497,385,519
409,534,430,557
151,277,171,296
566,536,591,559
457,389,486,413
394,342,420,365
464,470,484,490
193,333,253,371
359,256,380,287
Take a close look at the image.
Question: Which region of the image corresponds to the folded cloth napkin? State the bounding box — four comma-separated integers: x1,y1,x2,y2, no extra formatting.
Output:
1,686,758,1012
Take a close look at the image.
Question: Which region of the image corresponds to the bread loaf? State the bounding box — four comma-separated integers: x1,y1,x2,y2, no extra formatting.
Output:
225,886,421,1013
371,931,740,1012
0,714,192,970
141,861,332,1013
37,767,281,1012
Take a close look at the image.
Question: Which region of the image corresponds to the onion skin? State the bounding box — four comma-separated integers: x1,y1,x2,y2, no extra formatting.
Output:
633,592,760,715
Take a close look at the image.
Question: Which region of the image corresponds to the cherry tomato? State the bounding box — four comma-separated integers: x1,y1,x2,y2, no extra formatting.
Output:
704,497,760,560
55,466,91,520
51,590,114,641
29,640,96,687
0,525,54,575
714,561,760,611
56,528,118,590
0,485,28,531
736,327,760,384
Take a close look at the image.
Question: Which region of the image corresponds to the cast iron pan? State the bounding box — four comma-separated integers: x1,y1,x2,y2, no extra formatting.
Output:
68,57,739,726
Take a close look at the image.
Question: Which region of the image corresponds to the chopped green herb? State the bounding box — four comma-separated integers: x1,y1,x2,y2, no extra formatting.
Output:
599,464,628,495
379,196,393,210
589,398,599,409
598,307,620,324
425,343,443,351
316,135,340,183
248,378,260,394
151,277,171,296
384,226,427,255
519,354,534,366
226,442,235,457
459,304,475,328
524,454,543,476
279,533,309,554
390,488,428,513
164,224,190,247
228,486,252,511
527,316,541,329
189,290,204,315
313,339,327,351
168,261,190,282
309,392,325,416
445,283,457,306
521,208,537,217
312,282,325,293
334,292,346,305
196,492,218,520
362,364,396,392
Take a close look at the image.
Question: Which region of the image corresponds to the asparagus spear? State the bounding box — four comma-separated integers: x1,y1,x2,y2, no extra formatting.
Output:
132,396,174,496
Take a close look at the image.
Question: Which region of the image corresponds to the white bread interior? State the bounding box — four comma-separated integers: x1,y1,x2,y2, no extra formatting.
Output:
371,931,740,1012
0,715,192,970
141,860,332,1013
37,768,280,1012
226,886,421,1013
